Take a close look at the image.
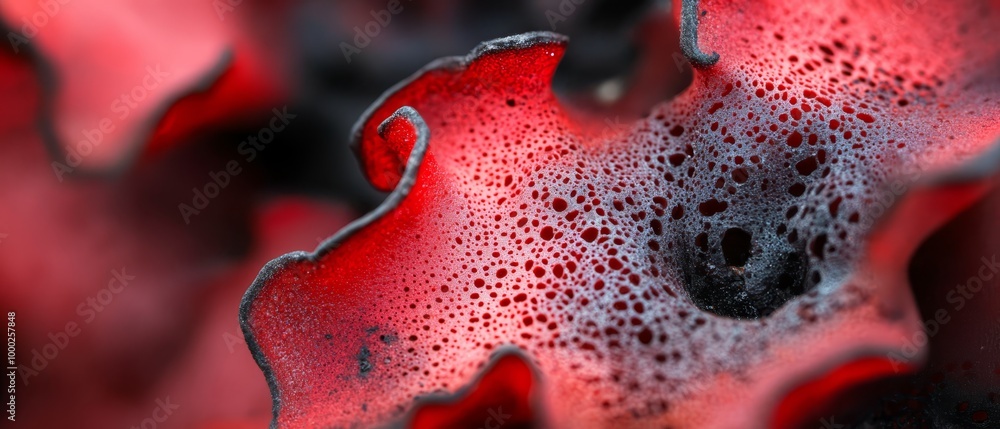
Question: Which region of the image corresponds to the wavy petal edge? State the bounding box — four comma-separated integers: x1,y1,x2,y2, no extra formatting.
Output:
348,31,568,191
239,106,430,428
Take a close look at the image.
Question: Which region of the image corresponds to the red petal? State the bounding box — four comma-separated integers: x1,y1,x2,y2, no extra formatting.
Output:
352,32,567,191
0,49,337,429
243,106,437,427
770,357,911,428
244,0,1000,426
408,348,541,429
0,0,285,173
815,169,1000,426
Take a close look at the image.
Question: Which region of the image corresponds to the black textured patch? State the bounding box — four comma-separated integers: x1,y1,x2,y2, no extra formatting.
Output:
358,346,373,376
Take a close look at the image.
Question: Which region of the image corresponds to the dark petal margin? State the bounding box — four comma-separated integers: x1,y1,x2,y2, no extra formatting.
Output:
394,346,545,429
348,31,568,192
239,106,430,429
679,0,719,67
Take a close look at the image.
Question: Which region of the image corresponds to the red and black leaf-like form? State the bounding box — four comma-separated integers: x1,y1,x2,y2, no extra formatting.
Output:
242,0,999,427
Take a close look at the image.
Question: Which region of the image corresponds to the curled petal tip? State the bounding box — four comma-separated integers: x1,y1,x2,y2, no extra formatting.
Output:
680,0,720,67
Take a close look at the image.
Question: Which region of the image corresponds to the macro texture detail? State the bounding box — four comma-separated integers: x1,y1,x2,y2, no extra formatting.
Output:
240,0,1000,428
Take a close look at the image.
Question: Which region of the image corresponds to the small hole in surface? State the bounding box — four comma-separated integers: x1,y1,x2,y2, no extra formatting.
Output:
721,228,752,267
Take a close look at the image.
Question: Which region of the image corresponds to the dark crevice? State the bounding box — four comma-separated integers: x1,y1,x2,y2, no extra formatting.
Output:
680,228,810,319
721,228,752,266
